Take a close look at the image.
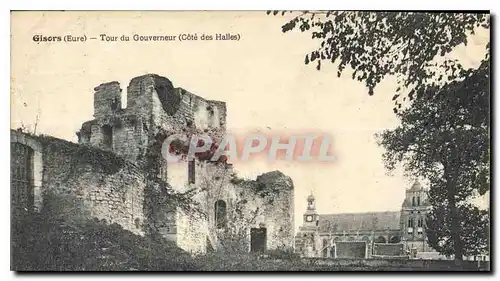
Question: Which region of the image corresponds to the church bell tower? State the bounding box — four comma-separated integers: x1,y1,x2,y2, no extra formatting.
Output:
303,193,319,228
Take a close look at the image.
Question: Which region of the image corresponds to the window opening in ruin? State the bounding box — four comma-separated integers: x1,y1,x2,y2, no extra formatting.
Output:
250,227,267,253
207,105,214,116
11,142,35,215
101,125,113,150
188,160,196,184
111,97,119,110
215,200,227,229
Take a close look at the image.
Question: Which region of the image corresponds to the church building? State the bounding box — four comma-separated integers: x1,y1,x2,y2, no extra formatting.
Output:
294,181,433,258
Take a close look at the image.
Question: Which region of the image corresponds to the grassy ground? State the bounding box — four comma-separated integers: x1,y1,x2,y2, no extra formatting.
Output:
11,212,489,272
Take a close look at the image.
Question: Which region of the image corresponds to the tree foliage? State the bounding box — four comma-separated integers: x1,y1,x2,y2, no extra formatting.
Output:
378,58,490,195
270,11,489,107
377,60,490,259
426,203,489,257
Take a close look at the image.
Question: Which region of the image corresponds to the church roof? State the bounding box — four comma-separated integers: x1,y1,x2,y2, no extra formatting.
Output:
408,181,423,191
317,211,400,233
307,194,315,201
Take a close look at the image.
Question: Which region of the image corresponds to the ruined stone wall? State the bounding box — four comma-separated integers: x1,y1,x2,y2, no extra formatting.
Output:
73,74,293,254
164,160,232,254
79,74,227,165
175,208,208,254
78,79,149,163
254,171,295,250
80,114,149,163
123,74,227,135
13,131,146,235
93,81,122,119
165,158,294,253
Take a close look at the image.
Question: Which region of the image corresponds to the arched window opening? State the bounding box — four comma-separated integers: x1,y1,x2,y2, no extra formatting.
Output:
101,125,113,150
408,218,414,228
417,196,421,206
412,196,416,206
417,217,424,228
215,200,227,229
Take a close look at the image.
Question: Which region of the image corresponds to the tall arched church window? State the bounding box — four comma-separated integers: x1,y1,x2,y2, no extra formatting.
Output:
408,218,414,228
417,217,424,228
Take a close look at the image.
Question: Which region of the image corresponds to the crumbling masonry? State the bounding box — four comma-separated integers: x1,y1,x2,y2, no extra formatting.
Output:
11,74,294,254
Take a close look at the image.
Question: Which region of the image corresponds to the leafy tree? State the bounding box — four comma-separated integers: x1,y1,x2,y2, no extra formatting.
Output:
377,60,490,261
271,11,489,106
272,10,490,262
426,203,489,259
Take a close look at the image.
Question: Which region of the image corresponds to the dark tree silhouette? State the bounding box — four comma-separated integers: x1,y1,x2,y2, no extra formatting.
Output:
377,59,490,262
426,203,489,259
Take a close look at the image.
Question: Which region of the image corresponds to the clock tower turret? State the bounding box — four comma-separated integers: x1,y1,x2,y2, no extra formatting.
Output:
294,193,321,257
303,193,319,227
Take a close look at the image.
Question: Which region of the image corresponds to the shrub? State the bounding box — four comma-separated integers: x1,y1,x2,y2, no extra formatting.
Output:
266,247,300,260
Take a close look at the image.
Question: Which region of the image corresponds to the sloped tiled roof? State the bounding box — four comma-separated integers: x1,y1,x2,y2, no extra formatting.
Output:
318,211,400,232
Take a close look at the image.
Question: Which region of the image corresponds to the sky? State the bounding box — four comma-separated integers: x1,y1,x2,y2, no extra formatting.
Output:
10,11,489,229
